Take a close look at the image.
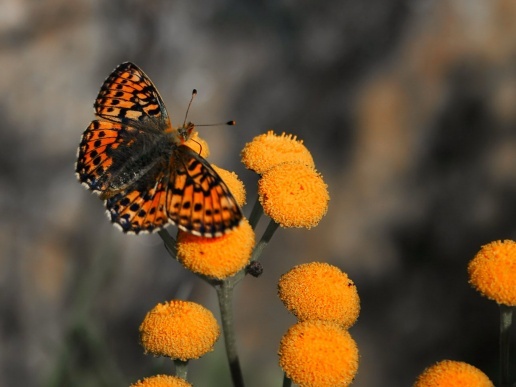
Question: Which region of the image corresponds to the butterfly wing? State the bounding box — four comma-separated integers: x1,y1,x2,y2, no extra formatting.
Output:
77,62,172,195
166,145,243,237
104,145,243,236
105,165,171,234
78,62,242,236
94,62,170,128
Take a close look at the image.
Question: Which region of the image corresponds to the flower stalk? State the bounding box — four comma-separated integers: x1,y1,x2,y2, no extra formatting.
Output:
282,374,292,387
499,304,513,386
174,359,189,380
216,280,245,387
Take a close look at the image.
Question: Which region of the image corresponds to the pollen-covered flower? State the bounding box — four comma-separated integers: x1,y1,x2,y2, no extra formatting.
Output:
139,300,220,360
279,320,358,387
278,262,360,328
177,219,255,279
241,130,314,174
130,374,192,387
468,240,516,305
184,131,210,158
414,360,493,387
258,162,329,229
212,164,246,207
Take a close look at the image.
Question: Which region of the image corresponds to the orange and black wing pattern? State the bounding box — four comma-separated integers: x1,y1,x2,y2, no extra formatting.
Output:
76,62,242,236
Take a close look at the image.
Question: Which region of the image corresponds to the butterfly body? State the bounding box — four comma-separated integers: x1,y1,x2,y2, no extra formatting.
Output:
76,62,242,236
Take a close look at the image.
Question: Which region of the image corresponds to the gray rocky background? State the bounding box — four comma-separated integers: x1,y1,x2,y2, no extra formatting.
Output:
1,0,516,385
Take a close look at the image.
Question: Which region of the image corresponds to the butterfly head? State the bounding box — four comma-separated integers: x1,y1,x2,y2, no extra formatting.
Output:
177,121,196,144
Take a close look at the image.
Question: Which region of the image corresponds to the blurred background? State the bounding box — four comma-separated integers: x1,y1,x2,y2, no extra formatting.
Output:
2,0,516,385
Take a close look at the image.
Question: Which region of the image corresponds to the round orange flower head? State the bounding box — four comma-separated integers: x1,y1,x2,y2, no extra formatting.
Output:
279,320,359,387
414,360,493,387
278,262,360,328
241,130,315,174
177,218,255,279
468,240,516,305
139,300,220,361
212,164,246,207
184,131,210,158
130,374,192,387
258,162,329,229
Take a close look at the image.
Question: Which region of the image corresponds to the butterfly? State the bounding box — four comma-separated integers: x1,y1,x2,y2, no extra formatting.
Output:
76,62,243,236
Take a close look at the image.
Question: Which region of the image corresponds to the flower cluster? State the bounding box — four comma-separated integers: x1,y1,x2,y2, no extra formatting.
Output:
278,262,360,328
130,375,192,387
414,360,493,387
139,300,220,360
414,240,513,385
242,131,329,229
177,218,255,279
277,262,360,386
129,129,336,386
468,239,516,305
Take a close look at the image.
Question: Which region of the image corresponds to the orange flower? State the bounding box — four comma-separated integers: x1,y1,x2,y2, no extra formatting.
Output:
130,374,192,387
139,300,220,360
177,219,255,279
278,262,360,328
468,240,516,305
212,164,246,207
241,130,314,174
184,131,210,158
258,162,329,229
414,360,493,387
279,320,358,387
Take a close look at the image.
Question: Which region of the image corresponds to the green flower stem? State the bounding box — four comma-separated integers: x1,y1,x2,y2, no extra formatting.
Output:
216,280,245,387
248,197,263,229
232,219,280,286
499,304,513,386
282,373,292,387
251,219,279,263
174,359,189,380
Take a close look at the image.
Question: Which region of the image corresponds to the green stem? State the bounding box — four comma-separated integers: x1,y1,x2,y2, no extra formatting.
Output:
250,219,279,263
174,359,189,380
216,280,245,387
282,373,292,387
248,197,263,229
499,304,513,386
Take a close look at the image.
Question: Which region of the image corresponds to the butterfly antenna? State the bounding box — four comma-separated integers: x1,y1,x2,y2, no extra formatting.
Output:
182,89,197,128
197,120,236,127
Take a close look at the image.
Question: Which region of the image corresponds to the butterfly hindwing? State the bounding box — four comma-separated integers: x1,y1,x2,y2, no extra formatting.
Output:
105,167,170,234
167,145,243,237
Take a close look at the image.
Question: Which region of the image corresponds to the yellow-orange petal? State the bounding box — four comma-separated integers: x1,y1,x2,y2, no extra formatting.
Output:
177,218,255,279
278,262,360,328
139,300,220,360
279,320,359,387
468,240,516,305
130,374,192,387
258,162,329,229
414,360,494,387
241,130,315,174
212,164,246,207
184,131,210,158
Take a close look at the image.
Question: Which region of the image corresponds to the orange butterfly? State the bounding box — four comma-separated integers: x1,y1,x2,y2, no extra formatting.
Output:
76,62,242,236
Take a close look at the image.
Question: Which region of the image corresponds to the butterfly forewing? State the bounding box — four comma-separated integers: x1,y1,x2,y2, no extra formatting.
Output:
76,120,128,192
94,62,170,126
